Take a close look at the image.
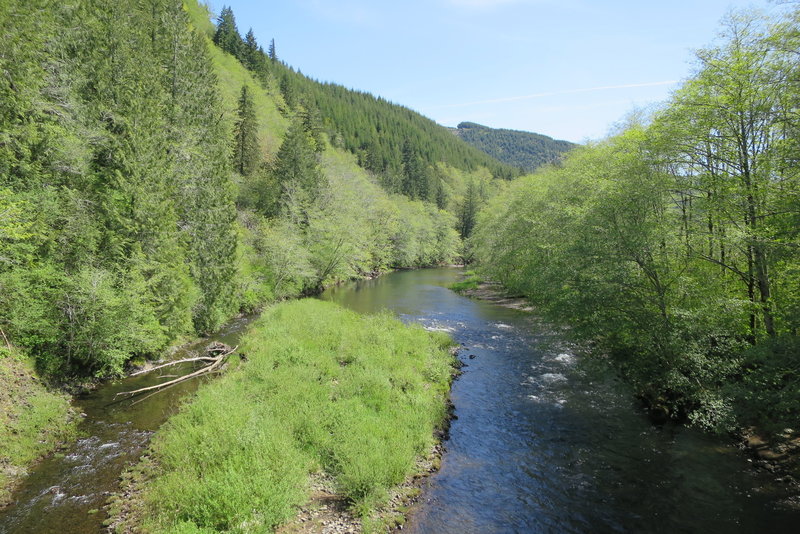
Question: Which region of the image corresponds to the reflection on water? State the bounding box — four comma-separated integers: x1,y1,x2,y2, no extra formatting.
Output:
322,268,799,534
0,315,254,534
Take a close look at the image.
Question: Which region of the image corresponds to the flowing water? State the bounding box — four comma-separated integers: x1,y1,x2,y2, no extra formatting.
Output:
0,315,255,533
321,268,799,534
2,268,798,533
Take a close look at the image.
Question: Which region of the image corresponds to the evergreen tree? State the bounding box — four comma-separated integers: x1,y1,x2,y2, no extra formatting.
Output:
273,120,323,224
458,178,479,238
300,102,325,153
243,28,259,71
401,140,428,200
268,38,277,62
213,6,242,59
233,84,260,177
280,74,297,110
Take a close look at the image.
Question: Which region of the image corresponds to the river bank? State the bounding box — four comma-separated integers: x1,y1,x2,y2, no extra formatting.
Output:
456,276,800,512
0,265,399,517
0,347,78,508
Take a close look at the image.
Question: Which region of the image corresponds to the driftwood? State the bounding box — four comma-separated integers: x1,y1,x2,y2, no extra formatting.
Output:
0,328,10,349
116,342,238,398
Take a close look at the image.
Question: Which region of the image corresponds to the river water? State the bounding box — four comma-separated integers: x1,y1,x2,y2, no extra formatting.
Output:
2,267,798,533
0,315,254,533
321,268,799,534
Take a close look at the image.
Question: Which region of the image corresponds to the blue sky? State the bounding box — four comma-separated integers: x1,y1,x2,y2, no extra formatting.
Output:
208,0,783,143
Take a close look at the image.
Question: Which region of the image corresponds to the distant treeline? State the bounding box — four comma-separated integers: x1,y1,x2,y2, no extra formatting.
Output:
454,122,575,173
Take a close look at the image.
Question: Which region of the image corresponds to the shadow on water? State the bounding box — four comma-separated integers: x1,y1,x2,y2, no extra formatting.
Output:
0,315,255,534
321,268,800,534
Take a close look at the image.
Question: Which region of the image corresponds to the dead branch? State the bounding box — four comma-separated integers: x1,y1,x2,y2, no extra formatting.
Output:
129,355,220,377
116,344,237,398
0,328,10,349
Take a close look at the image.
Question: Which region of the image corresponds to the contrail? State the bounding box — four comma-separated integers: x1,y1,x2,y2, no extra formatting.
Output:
429,80,678,109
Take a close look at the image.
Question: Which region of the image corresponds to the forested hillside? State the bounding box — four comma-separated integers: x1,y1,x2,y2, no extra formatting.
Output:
472,9,799,434
453,122,575,172
0,0,505,381
197,5,517,200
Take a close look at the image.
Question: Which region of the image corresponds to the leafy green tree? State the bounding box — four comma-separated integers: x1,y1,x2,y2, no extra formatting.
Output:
652,12,798,339
279,74,298,111
472,8,800,432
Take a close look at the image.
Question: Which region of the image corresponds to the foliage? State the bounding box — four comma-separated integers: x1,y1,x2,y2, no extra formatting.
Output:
200,3,518,192
0,0,237,375
232,85,260,177
472,8,800,433
449,271,482,292
0,0,495,382
0,347,76,505
138,299,456,532
213,6,242,59
454,122,576,172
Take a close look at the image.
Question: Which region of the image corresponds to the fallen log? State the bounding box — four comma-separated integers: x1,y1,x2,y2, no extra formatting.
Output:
116,343,238,398
129,355,221,377
0,328,11,349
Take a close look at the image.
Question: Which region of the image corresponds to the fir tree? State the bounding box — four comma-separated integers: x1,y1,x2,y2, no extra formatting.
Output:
243,28,259,71
213,6,242,59
300,103,325,153
273,120,323,224
280,75,297,110
233,84,260,177
268,38,277,62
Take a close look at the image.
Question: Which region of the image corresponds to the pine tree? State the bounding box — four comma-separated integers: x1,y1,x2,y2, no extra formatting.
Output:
213,6,242,59
268,38,277,63
458,178,479,238
232,84,260,176
300,103,325,153
280,75,297,110
273,120,323,224
401,140,426,200
243,28,259,71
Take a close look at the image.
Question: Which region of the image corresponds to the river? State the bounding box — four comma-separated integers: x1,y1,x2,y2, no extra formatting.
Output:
0,315,255,533
321,268,799,533
1,267,797,533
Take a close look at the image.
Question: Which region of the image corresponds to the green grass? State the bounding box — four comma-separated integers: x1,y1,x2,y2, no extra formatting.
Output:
183,0,215,38
137,299,456,533
0,347,76,505
449,270,482,292
207,44,288,159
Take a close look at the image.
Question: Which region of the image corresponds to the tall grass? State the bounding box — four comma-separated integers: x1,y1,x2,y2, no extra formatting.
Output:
449,270,482,292
140,299,455,532
0,348,76,504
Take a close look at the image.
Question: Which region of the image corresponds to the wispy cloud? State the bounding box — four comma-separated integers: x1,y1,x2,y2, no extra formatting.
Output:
427,81,679,109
